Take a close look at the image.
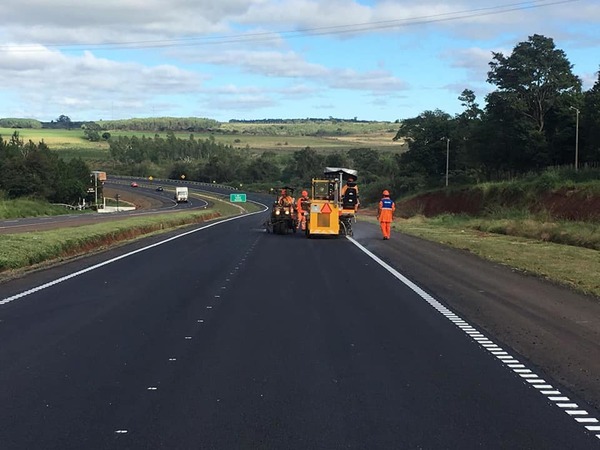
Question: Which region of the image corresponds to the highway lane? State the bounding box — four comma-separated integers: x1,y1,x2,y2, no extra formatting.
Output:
0,212,599,449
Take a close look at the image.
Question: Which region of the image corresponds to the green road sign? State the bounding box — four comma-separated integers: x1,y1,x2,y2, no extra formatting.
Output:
230,193,247,203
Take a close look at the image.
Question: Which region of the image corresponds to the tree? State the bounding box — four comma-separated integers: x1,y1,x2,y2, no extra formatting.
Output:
581,67,600,163
395,109,455,182
82,122,101,142
56,115,72,129
283,147,324,184
245,151,281,182
484,34,582,171
487,34,581,134
457,89,482,122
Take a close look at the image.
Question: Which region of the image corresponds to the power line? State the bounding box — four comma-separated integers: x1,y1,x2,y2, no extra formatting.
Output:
0,0,581,53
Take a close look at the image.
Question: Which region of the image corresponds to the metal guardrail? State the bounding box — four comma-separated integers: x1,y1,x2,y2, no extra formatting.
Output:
108,175,238,191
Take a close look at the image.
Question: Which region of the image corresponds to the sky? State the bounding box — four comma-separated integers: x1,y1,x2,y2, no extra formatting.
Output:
0,0,598,123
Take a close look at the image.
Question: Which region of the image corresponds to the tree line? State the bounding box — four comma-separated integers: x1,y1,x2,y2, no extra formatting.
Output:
108,132,400,203
0,132,91,204
394,34,600,192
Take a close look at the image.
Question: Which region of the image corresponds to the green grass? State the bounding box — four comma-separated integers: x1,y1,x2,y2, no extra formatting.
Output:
367,215,600,298
0,198,88,219
413,214,600,250
1,126,404,163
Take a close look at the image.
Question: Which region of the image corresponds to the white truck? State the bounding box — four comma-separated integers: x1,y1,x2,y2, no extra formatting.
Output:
175,186,189,203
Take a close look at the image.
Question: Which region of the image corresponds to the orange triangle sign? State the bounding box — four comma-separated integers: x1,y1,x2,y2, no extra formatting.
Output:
321,203,332,214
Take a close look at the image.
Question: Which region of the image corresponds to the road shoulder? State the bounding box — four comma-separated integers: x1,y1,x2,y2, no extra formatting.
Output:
352,221,600,414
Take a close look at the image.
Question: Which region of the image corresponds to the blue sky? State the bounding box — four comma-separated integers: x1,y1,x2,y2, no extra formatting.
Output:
0,0,598,123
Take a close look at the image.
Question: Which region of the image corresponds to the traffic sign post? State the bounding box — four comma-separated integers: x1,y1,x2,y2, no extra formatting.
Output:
230,193,247,203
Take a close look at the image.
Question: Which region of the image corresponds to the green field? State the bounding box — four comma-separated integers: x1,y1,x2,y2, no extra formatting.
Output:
0,124,405,162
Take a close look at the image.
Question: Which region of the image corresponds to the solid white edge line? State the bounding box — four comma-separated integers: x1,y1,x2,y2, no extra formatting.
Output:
0,203,268,306
346,235,600,440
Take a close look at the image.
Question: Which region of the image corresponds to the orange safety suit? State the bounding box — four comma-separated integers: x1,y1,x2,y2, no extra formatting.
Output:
378,194,395,240
278,194,294,207
296,193,310,230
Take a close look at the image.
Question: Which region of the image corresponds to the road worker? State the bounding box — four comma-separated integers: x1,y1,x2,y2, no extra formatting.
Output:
278,189,294,208
296,190,310,230
377,189,395,240
341,176,359,211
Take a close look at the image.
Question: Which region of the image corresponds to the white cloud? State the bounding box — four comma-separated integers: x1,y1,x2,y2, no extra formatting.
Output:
200,49,329,78
0,45,203,119
0,1,597,121
329,69,408,93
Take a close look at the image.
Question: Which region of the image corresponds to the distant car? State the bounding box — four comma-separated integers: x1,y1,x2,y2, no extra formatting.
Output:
131,182,138,187
156,186,164,192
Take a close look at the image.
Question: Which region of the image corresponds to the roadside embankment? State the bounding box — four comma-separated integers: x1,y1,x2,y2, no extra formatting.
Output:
358,208,600,299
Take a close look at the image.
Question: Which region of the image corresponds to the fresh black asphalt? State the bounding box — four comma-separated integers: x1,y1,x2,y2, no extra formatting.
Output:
0,203,598,449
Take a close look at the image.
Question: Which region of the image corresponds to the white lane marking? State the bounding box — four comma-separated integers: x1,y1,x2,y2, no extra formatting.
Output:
0,204,268,306
168,358,177,361
567,410,590,416
115,430,128,434
347,236,600,439
185,336,192,340
147,387,158,391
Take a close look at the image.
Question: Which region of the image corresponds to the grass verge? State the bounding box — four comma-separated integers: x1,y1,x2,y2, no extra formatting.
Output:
0,197,262,279
360,214,600,298
0,198,89,219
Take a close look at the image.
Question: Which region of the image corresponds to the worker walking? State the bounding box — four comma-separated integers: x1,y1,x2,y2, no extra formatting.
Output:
377,190,395,240
296,190,310,231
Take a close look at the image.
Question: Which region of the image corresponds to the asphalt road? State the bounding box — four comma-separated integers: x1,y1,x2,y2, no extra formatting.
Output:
0,208,599,449
0,179,209,234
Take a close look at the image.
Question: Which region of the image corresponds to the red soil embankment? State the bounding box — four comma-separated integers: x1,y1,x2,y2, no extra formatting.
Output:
396,187,600,221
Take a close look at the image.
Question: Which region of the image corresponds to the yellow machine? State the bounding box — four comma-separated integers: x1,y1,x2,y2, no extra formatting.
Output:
306,167,358,237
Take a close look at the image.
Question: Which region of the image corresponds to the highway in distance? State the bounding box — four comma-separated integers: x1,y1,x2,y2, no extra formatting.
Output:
0,202,599,449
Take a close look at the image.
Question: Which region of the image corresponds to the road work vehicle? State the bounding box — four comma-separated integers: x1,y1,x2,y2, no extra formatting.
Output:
305,167,357,238
265,186,298,234
175,186,189,203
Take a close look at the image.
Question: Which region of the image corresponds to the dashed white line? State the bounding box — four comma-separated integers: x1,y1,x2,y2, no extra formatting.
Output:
567,410,589,416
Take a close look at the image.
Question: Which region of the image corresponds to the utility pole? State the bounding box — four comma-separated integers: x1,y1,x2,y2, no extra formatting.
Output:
94,172,98,209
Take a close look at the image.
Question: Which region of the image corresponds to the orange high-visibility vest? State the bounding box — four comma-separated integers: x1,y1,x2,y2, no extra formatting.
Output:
378,197,395,222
